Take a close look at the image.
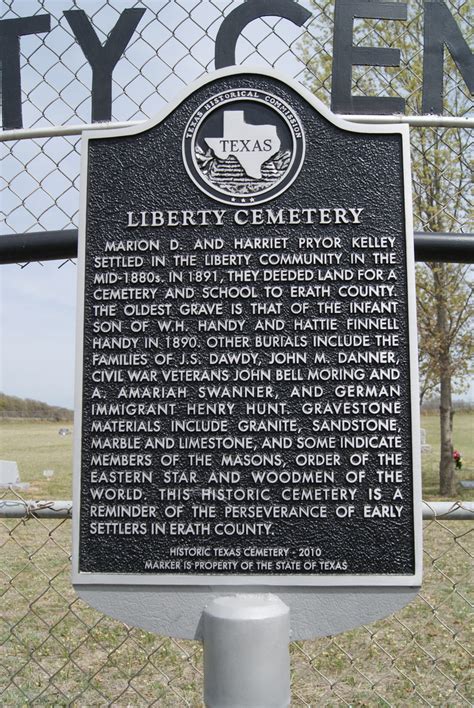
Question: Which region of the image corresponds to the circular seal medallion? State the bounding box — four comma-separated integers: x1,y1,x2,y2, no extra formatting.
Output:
183,89,305,206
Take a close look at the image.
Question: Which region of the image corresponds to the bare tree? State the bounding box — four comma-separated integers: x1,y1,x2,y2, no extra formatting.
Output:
299,0,473,495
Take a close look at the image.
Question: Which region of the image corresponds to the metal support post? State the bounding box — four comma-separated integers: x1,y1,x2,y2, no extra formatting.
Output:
203,594,290,708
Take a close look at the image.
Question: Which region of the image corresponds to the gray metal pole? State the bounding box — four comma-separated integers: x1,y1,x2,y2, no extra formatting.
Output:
203,594,290,708
3,230,474,265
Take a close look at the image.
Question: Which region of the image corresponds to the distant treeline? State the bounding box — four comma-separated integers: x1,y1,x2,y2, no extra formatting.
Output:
0,393,73,421
422,398,473,414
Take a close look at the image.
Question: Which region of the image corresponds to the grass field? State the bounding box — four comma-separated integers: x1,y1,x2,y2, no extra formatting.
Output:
419,411,474,500
0,419,74,499
1,416,472,704
1,501,472,704
1,413,472,501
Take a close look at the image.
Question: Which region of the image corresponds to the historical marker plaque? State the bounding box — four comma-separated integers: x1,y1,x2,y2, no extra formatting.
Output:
73,69,421,590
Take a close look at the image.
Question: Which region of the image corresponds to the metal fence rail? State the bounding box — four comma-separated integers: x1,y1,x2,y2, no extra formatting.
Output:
1,0,473,704
1,498,473,520
1,0,472,255
3,229,474,265
1,491,473,705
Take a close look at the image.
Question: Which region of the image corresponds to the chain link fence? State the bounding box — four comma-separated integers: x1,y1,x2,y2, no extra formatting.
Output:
1,491,472,705
1,0,473,704
1,0,472,246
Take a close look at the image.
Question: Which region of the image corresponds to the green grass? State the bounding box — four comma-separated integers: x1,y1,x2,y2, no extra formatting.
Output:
1,416,472,704
1,515,471,705
420,411,474,500
0,419,74,499
1,413,472,501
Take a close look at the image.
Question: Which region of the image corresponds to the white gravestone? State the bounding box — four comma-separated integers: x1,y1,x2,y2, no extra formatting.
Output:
0,460,29,489
420,428,432,454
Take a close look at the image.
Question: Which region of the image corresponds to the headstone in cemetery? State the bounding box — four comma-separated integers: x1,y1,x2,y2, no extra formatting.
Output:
0,460,29,489
420,428,432,454
73,68,422,640
0,460,20,486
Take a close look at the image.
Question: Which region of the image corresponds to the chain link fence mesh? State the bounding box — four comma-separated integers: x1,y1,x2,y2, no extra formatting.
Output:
1,490,472,705
1,0,473,704
1,0,472,250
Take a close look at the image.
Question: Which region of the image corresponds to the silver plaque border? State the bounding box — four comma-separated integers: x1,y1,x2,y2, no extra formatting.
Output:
73,66,422,592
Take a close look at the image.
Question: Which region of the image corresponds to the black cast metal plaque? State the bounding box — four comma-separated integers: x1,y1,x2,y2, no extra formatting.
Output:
73,69,421,586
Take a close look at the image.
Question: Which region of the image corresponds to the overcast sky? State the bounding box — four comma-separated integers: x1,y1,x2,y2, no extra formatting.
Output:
1,1,307,409
1,1,471,409
1,261,76,408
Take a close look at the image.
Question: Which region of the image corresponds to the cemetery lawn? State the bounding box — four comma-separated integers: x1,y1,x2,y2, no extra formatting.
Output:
420,412,474,501
1,415,472,704
1,512,471,706
0,419,74,499
1,413,473,502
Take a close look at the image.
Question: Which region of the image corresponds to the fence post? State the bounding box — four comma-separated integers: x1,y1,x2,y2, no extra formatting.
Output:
203,594,290,708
